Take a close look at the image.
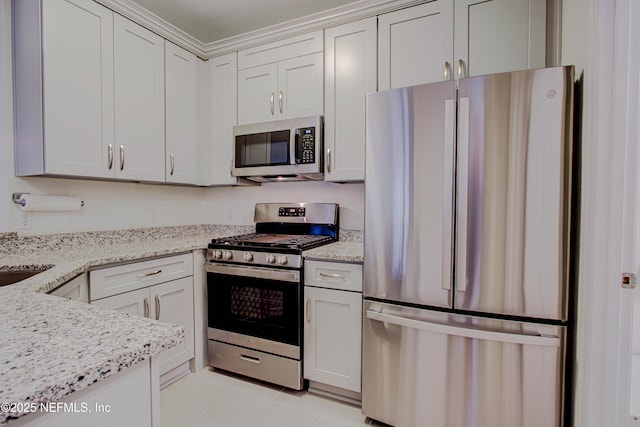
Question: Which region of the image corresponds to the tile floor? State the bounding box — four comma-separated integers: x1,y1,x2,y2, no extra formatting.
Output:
160,368,384,427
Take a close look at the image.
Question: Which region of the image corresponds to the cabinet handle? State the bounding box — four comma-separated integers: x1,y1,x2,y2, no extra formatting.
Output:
155,295,160,320
270,93,275,115
306,298,311,323
108,144,114,170
326,149,331,173
319,272,346,281
143,298,149,318
458,59,466,79
137,269,162,278
119,145,125,171
444,61,451,80
170,154,175,176
278,91,283,114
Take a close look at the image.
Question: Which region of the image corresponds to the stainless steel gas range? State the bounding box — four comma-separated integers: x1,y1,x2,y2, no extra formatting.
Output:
205,203,339,390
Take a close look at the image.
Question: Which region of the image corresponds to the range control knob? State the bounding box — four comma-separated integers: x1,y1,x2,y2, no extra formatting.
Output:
278,255,288,265
266,254,276,264
214,250,223,259
244,252,254,262
224,251,233,260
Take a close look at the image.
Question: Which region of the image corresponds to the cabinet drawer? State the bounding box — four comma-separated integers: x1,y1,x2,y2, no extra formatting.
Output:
90,253,193,301
304,260,362,292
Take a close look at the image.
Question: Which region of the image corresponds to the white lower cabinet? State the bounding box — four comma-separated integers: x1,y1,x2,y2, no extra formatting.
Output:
50,273,89,303
12,358,158,427
89,254,195,376
304,260,362,395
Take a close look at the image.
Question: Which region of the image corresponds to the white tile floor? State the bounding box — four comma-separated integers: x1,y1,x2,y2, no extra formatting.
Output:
160,368,382,427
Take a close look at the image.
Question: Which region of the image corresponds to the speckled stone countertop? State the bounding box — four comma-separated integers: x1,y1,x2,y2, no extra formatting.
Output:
304,229,364,263
0,224,362,423
0,224,255,424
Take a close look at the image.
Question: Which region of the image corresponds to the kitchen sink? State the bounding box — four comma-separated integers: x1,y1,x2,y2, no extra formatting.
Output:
0,268,51,287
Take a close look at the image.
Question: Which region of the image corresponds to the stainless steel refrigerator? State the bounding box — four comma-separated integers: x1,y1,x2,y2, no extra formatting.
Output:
363,66,576,427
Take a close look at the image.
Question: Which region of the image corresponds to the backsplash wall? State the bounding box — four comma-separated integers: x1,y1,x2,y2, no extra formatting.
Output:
203,182,365,230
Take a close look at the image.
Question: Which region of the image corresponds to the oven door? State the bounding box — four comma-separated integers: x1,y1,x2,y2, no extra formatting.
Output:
205,263,301,352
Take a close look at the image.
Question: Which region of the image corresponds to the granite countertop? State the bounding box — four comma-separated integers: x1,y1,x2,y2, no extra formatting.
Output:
0,224,362,424
0,224,253,424
303,241,364,263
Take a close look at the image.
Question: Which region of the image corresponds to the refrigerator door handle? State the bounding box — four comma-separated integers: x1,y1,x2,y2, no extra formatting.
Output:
442,99,456,291
456,97,470,292
365,309,560,347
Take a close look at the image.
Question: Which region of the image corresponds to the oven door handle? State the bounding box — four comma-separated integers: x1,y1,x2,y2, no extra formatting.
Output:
205,263,300,283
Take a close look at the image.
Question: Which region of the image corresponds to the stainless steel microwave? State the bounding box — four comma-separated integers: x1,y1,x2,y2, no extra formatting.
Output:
232,115,323,183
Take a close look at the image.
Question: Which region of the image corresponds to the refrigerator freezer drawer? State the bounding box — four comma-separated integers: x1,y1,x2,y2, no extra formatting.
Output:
362,301,565,427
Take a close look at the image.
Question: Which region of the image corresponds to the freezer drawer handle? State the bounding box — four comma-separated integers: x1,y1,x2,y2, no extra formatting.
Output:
240,354,261,364
366,309,560,347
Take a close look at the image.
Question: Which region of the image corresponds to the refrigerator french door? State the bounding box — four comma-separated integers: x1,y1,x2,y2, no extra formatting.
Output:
363,66,575,427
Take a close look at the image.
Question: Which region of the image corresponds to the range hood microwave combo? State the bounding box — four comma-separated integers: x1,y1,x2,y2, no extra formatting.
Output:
232,115,324,183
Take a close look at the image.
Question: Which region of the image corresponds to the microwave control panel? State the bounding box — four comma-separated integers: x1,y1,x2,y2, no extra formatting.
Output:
295,127,315,164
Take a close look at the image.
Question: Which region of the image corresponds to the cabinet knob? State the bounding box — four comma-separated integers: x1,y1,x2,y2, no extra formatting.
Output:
278,91,283,114
326,149,332,173
170,154,175,176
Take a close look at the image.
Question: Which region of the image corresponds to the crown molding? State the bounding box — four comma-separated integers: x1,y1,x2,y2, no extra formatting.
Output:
95,0,208,57
95,0,428,59
201,0,426,58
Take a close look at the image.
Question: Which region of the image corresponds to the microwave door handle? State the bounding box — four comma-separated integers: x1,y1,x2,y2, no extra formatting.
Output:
291,130,298,164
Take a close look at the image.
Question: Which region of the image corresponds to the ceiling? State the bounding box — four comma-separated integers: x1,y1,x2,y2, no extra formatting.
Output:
128,0,361,44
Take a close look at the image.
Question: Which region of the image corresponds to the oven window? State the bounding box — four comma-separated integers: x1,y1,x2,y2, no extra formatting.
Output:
208,272,300,346
235,130,290,167
230,286,284,326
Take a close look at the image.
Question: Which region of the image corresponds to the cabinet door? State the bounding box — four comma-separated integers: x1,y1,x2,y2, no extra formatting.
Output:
324,18,376,182
165,41,197,184
114,15,165,182
278,53,324,119
209,53,238,185
304,286,362,393
151,277,195,375
42,0,115,178
378,1,454,90
237,63,278,124
92,288,150,317
454,0,546,78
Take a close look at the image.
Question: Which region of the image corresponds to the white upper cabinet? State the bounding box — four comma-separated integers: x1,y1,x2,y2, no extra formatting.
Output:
378,0,546,90
237,31,324,125
238,63,278,124
277,53,324,119
113,15,165,182
324,18,377,182
208,52,238,186
165,41,197,184
13,0,168,183
379,1,453,90
454,0,546,78
13,0,115,177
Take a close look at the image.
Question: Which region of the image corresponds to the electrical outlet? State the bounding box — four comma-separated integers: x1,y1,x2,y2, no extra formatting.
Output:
19,211,32,229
